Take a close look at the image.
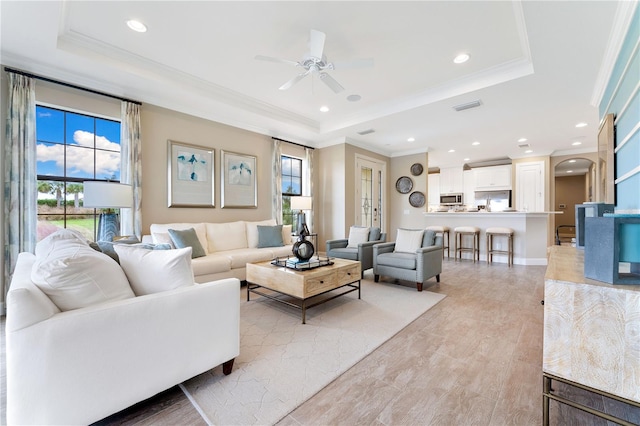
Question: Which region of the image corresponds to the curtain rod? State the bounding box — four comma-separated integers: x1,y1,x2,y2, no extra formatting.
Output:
4,67,142,105
272,137,314,150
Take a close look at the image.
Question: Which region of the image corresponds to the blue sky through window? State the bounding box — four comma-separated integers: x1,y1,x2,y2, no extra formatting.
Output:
36,105,121,180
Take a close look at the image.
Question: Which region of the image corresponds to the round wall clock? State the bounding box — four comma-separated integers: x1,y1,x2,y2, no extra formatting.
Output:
410,163,424,176
293,239,315,261
395,176,413,194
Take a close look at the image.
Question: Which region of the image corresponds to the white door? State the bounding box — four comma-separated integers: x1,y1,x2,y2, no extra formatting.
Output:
355,155,386,231
516,161,545,211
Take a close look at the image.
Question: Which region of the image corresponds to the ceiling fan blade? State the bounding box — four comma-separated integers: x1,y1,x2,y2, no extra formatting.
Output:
331,58,375,70
255,55,299,67
309,29,326,59
319,72,344,93
279,71,310,91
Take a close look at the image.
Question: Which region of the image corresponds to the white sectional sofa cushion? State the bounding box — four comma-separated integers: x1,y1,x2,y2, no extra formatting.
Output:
150,222,209,252
146,220,294,282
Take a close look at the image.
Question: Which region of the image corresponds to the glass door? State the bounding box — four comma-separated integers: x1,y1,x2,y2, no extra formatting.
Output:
355,155,385,231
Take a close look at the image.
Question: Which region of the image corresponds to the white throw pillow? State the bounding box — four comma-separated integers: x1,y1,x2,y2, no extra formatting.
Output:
246,219,277,248
347,226,370,248
394,229,425,253
113,245,195,296
31,230,134,311
282,224,293,245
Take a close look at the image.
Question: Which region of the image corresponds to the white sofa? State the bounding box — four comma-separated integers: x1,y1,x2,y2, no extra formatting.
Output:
6,249,240,425
147,219,295,282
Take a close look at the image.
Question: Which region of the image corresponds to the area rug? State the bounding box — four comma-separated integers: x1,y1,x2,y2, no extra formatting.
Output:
181,277,446,425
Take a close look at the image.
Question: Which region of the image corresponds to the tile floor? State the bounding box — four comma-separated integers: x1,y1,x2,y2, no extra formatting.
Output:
2,258,639,425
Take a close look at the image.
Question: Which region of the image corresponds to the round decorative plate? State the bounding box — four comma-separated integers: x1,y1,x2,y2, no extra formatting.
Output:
410,163,424,176
395,176,413,194
409,191,426,207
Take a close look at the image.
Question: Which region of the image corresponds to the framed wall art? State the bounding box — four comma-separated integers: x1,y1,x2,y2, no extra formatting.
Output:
221,150,257,208
167,140,214,207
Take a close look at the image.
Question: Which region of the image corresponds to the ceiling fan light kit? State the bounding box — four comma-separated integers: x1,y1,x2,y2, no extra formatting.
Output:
256,29,373,94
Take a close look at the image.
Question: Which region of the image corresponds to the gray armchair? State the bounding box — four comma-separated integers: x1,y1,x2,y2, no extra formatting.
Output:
373,229,443,292
326,227,386,278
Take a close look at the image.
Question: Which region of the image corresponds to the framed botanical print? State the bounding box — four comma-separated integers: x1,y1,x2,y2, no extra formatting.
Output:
167,140,214,207
221,150,257,208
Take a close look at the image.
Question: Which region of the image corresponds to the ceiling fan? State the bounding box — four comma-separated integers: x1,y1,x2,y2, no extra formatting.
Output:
255,29,373,94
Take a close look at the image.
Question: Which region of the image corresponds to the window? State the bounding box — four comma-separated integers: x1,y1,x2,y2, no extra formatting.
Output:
281,155,302,226
36,105,121,241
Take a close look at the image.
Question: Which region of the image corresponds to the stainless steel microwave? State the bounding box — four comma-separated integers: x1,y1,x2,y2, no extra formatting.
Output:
440,193,463,205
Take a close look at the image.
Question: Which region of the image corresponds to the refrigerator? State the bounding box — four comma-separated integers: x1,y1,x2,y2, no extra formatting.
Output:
474,190,512,212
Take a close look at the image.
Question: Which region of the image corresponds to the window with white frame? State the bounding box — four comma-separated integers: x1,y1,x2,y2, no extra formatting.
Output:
281,155,303,227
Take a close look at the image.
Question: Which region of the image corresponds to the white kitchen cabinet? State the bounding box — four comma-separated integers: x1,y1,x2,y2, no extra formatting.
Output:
439,167,464,194
474,165,512,190
428,173,440,206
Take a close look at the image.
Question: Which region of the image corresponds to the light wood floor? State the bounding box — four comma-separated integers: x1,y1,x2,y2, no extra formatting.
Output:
2,259,639,425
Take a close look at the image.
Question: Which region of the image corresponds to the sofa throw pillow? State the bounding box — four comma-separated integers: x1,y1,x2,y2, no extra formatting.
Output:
347,226,370,248
150,232,176,248
113,245,195,296
246,219,277,248
31,230,134,311
257,225,284,248
282,224,293,245
369,227,382,242
168,228,206,258
150,223,208,252
394,229,425,253
96,241,173,264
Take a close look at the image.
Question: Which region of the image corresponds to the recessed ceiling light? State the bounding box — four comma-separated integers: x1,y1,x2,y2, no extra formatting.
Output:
567,170,574,173
472,141,480,146
518,138,527,143
572,141,582,146
407,137,415,142
525,149,533,154
453,53,470,64
126,19,147,33
575,122,588,128
346,94,361,102
448,149,455,153
463,158,470,161
319,106,329,112
569,159,576,163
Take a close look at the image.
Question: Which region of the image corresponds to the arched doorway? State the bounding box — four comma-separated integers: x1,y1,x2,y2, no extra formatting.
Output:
554,158,595,245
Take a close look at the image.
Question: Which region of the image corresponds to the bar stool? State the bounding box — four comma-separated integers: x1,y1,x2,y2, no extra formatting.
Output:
454,226,480,263
486,227,514,266
426,225,450,258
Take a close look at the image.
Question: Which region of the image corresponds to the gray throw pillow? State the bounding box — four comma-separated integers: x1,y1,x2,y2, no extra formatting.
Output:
257,225,284,248
369,227,381,242
168,228,207,258
95,241,172,263
422,230,437,247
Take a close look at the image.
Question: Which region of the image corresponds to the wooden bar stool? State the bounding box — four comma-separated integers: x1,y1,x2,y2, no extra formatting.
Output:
486,227,514,266
454,226,480,263
426,225,450,258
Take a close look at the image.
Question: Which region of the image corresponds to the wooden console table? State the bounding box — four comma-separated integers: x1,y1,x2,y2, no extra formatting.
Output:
543,246,640,424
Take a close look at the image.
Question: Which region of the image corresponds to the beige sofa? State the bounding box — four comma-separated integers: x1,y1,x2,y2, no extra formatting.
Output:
147,219,294,282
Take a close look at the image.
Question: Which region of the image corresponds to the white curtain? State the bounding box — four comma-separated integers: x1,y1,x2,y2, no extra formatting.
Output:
120,101,142,239
3,72,37,292
272,139,282,224
304,147,314,232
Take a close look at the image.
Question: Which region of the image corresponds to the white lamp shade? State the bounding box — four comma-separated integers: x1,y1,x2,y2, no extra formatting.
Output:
290,196,312,211
83,182,132,208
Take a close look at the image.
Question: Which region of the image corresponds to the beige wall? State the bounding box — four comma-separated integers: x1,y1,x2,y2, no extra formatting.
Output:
141,104,286,234
388,153,429,240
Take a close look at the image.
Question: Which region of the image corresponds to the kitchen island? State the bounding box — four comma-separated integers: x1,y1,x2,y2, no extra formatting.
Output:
424,211,561,265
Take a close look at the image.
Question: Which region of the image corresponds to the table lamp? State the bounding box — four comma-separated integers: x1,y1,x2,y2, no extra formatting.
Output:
83,181,133,241
290,196,312,236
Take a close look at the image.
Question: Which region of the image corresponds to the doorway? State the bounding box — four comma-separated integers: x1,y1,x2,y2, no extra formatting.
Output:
355,155,386,232
554,158,595,245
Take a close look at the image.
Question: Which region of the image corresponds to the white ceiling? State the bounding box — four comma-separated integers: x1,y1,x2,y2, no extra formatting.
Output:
0,1,631,168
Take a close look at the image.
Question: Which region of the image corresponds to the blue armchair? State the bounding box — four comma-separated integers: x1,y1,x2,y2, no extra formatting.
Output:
373,229,443,292
326,227,386,278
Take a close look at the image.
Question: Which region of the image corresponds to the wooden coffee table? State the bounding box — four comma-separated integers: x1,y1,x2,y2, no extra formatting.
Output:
246,258,361,324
